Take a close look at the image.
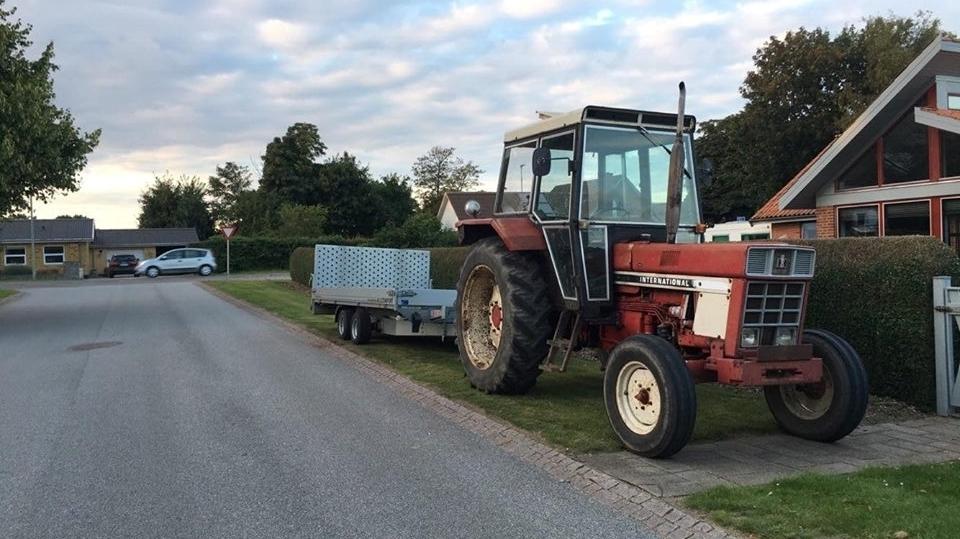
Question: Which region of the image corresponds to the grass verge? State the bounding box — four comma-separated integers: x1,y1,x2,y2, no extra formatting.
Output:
208,280,779,453
685,461,960,539
0,289,15,301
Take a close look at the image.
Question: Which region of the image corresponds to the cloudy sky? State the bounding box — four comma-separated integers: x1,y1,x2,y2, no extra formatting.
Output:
15,0,959,227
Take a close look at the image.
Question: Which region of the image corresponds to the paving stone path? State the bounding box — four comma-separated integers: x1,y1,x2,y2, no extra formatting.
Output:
583,417,960,497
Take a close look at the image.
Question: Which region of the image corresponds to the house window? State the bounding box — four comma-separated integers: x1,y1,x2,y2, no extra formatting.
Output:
883,109,928,184
949,94,960,110
4,247,26,265
943,199,960,255
801,221,817,239
943,130,960,179
711,235,729,243
741,233,770,241
838,206,879,237
837,147,878,189
884,201,930,236
43,245,65,265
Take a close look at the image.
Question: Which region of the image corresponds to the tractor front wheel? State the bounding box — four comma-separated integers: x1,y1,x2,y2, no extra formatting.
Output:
764,329,868,442
456,238,554,394
603,335,697,458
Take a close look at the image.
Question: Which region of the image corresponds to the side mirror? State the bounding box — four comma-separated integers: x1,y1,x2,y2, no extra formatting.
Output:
532,147,552,177
698,158,715,187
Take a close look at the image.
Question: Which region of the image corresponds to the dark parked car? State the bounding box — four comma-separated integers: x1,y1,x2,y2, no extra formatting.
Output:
106,254,140,277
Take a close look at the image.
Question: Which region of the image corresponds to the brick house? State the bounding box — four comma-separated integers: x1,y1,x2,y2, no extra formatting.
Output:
753,36,960,249
0,218,198,277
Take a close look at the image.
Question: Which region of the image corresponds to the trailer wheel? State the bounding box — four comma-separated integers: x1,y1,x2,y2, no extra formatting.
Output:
351,307,372,345
456,238,554,394
336,308,354,341
764,329,868,442
603,335,697,458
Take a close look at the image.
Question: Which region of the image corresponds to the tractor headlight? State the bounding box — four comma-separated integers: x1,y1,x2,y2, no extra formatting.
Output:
741,328,759,348
774,327,797,346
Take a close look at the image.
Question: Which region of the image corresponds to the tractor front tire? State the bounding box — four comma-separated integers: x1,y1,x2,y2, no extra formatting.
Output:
764,329,868,442
603,335,697,458
456,238,554,394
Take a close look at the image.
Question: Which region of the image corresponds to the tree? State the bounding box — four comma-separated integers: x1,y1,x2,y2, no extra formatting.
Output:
698,12,943,221
208,162,252,226
233,189,282,236
370,213,457,248
411,146,482,215
372,173,417,228
317,152,379,236
274,204,328,238
0,1,100,216
56,214,89,219
260,123,326,205
138,173,214,239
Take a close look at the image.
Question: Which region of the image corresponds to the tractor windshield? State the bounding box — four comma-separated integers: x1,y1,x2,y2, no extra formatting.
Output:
580,125,699,227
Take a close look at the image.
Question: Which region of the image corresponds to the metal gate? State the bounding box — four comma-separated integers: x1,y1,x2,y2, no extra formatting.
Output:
932,276,960,416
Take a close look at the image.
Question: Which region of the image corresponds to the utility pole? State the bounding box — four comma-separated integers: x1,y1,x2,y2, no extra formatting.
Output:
29,193,36,281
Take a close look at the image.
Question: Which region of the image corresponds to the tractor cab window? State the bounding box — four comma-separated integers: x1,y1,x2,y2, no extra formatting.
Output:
534,131,575,221
497,141,536,214
580,125,698,227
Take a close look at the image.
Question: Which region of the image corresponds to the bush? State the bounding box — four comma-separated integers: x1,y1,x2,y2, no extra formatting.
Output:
368,213,457,249
0,265,33,277
198,235,359,272
289,247,314,286
428,247,470,289
799,237,960,409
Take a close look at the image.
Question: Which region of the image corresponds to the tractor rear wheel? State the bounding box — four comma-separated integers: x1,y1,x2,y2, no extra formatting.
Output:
456,238,554,394
764,329,868,442
603,335,697,458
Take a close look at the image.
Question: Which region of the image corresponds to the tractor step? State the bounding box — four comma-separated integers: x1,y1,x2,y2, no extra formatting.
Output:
542,310,581,373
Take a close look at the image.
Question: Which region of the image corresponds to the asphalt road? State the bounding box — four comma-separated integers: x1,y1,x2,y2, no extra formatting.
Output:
0,281,654,538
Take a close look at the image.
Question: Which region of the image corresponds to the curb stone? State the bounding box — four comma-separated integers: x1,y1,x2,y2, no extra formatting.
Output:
199,282,733,539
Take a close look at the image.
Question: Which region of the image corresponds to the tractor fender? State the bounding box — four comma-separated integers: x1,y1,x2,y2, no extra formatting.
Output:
457,216,546,251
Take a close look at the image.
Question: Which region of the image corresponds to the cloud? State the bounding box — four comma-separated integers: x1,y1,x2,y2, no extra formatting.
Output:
14,0,960,226
256,18,310,49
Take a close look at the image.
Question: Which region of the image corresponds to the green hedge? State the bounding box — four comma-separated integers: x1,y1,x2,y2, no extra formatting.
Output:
428,247,471,289
800,237,960,409
289,247,314,286
198,236,359,272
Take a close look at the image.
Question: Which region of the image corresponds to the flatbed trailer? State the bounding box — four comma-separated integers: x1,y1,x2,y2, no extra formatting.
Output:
309,244,456,344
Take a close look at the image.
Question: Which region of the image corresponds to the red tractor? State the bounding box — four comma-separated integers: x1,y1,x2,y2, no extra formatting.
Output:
455,84,868,458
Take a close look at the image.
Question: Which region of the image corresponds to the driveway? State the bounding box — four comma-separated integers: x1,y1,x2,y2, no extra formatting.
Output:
0,281,653,538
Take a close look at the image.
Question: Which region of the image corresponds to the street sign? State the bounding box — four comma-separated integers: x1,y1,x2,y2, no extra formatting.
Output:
221,224,238,239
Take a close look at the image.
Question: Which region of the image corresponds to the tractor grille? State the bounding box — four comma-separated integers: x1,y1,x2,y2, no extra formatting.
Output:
744,282,804,326
745,247,815,277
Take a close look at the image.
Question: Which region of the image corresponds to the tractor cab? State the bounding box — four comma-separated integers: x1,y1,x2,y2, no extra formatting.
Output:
473,103,705,323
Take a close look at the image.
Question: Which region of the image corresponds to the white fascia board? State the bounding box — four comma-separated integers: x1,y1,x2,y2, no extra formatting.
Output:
915,107,960,134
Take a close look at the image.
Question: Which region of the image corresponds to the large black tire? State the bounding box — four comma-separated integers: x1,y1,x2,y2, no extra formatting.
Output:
336,308,354,341
351,307,372,345
603,335,697,458
456,238,555,394
764,329,869,442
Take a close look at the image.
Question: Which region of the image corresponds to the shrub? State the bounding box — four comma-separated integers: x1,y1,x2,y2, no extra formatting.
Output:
428,247,470,289
289,247,314,286
368,213,457,249
799,237,960,409
198,235,359,272
0,265,33,277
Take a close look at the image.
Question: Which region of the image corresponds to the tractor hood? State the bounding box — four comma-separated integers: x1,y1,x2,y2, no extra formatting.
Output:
612,242,816,280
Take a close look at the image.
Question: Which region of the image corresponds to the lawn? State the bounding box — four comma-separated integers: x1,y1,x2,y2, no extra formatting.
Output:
686,461,960,539
208,280,778,453
0,289,15,301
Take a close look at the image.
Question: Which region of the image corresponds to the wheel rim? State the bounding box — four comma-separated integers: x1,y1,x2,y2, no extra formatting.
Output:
616,361,662,435
148,268,158,277
460,265,501,370
779,365,835,420
351,314,360,339
200,266,211,275
338,312,348,335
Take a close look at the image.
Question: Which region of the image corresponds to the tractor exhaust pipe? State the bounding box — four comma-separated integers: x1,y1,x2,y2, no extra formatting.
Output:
665,82,686,244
